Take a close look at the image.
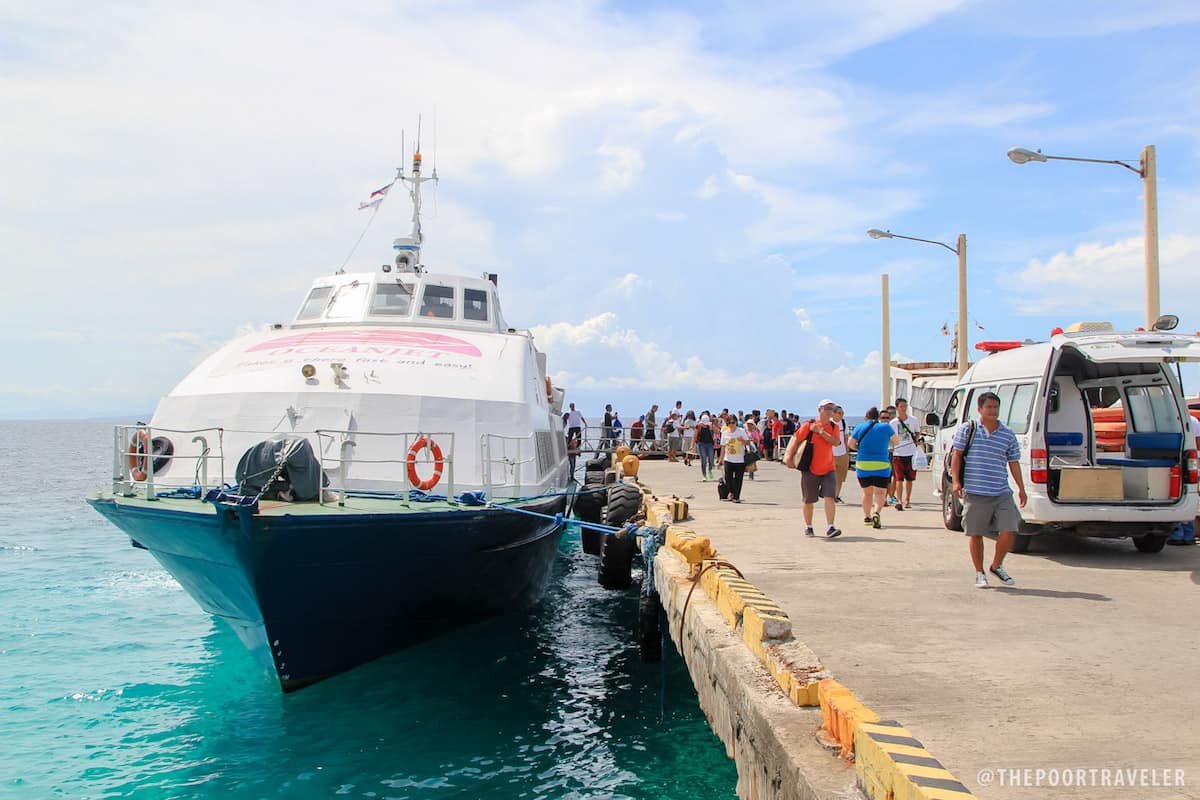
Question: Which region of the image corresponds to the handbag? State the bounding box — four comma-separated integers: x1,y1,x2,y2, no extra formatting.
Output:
744,444,760,466
912,448,929,470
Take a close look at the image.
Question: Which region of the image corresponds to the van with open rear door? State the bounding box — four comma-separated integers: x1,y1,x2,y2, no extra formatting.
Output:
928,321,1200,553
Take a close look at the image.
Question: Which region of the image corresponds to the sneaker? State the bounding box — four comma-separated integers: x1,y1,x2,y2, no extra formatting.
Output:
894,503,904,512
863,516,872,524
887,496,898,505
975,572,989,588
825,526,842,539
989,565,1015,586
871,512,881,529
804,527,815,537
836,496,845,504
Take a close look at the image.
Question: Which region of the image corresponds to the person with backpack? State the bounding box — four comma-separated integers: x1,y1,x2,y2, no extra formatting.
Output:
719,416,751,502
950,391,1027,589
785,399,842,538
694,411,716,481
849,406,901,529
889,398,923,510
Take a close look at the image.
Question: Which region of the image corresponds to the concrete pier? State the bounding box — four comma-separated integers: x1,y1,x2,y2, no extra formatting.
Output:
640,458,1200,800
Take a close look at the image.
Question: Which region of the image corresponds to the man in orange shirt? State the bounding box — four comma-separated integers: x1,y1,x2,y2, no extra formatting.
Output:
787,399,842,538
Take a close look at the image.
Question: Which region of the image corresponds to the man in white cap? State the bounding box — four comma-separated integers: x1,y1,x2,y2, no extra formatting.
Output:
785,399,842,538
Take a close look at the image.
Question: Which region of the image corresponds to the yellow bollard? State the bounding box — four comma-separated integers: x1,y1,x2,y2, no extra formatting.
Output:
621,454,640,477
615,444,631,461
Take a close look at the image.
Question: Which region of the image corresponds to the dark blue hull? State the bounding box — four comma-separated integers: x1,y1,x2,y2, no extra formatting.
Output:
87,496,567,691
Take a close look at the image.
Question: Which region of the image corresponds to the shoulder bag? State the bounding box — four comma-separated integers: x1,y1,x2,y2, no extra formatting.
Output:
786,419,818,471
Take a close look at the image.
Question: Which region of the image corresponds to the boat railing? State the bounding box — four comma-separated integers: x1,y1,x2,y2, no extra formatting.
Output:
111,424,458,504
570,423,632,457
480,433,542,499
314,429,455,505
111,424,228,498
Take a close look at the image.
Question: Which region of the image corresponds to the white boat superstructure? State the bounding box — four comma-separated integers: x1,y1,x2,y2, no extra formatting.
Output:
137,149,569,502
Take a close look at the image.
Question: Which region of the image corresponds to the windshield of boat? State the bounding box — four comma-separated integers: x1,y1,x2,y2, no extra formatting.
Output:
296,286,333,321
369,280,415,317
464,288,489,322
326,281,370,320
420,284,455,319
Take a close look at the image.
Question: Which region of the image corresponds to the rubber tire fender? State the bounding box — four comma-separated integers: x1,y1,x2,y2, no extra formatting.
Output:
638,584,663,664
585,455,612,471
602,482,642,527
598,531,636,589
573,488,605,525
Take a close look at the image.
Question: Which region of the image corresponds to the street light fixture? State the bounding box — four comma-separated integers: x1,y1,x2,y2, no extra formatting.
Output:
1007,144,1159,327
867,228,969,378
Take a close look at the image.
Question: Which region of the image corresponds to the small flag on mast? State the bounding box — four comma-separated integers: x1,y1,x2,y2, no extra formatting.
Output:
358,182,394,211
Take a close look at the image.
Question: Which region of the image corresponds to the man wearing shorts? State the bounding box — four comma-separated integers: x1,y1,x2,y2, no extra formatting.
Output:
889,398,922,510
950,391,1028,588
789,399,842,538
850,407,900,529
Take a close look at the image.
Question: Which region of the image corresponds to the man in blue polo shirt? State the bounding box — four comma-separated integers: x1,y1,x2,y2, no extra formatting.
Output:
950,391,1027,588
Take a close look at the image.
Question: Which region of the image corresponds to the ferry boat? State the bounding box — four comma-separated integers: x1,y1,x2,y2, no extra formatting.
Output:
87,151,573,691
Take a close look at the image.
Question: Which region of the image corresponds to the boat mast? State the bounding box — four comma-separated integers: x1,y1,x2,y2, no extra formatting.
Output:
394,129,438,273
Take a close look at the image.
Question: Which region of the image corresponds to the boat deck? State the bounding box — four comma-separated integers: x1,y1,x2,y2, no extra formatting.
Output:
91,491,530,517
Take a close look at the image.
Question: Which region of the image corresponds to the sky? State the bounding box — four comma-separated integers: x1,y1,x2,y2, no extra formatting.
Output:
3,0,1200,420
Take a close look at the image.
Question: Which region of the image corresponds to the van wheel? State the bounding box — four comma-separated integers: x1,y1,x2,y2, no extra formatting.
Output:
1009,534,1032,554
942,477,964,531
1133,533,1167,553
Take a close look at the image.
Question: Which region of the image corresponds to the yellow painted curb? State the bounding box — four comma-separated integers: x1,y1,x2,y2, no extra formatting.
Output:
855,720,976,799
641,482,973,798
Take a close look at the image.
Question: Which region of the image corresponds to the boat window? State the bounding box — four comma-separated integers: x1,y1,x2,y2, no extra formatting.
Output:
464,288,489,322
369,281,415,317
297,286,333,321
420,285,456,319
895,378,909,402
1006,383,1037,434
326,281,370,320
1126,385,1181,432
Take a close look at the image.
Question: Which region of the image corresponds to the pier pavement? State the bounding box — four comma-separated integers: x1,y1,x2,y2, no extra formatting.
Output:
637,458,1200,799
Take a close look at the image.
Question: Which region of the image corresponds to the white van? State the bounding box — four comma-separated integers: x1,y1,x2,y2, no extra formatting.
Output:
928,325,1200,553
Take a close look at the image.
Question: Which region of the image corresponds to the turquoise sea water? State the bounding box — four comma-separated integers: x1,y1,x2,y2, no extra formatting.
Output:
0,420,736,799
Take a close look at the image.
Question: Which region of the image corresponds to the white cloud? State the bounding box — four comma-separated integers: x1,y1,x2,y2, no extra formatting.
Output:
529,312,618,351
729,169,921,245
793,307,814,330
1013,233,1200,316
697,175,720,199
612,272,649,297
597,144,645,192
533,311,877,394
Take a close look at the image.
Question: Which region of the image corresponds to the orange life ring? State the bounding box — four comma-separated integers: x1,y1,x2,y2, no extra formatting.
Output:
406,436,445,491
126,429,150,481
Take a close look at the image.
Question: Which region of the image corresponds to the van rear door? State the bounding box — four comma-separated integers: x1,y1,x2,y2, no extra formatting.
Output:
1061,332,1200,364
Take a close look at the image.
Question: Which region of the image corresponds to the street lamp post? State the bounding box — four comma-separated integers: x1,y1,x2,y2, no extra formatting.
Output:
1007,145,1159,328
881,273,890,406
867,228,969,377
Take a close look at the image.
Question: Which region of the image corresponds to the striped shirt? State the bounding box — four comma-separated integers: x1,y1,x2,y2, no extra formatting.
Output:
953,421,1020,496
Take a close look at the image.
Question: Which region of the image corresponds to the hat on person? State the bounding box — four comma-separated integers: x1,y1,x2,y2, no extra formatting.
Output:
817,398,836,409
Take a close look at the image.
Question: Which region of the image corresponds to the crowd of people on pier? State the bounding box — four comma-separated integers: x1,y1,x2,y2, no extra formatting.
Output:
567,397,933,540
